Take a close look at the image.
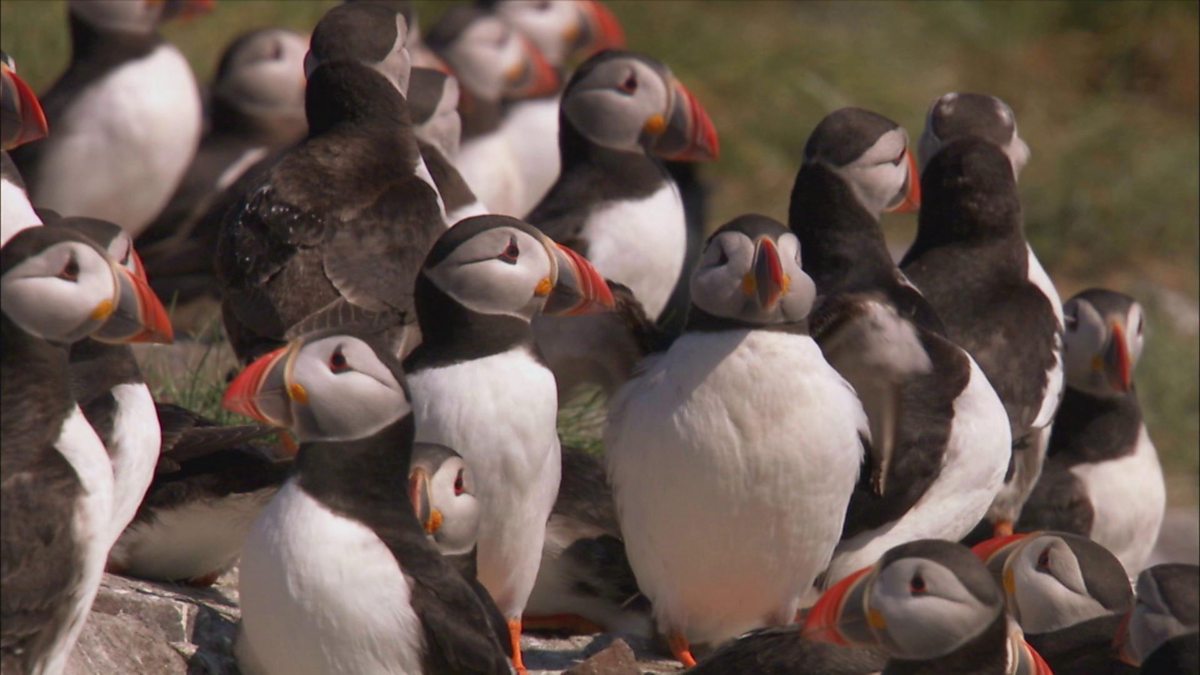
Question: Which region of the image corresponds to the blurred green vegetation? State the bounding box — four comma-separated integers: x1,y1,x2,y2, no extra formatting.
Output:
3,1,1196,503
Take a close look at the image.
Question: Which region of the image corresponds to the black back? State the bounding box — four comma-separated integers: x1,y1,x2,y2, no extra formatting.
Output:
1026,614,1138,675
693,624,888,675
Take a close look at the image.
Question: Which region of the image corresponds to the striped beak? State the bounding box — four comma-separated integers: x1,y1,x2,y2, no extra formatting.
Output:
223,346,294,427
803,565,881,647
1,60,48,150
647,76,719,162
91,261,174,344
543,243,615,316
576,1,625,56
408,466,443,536
885,149,922,213
1104,322,1133,392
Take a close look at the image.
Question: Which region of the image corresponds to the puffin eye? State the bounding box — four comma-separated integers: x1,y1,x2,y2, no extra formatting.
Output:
715,247,729,266
453,469,465,496
536,0,551,9
619,71,637,94
498,237,520,265
59,254,81,282
890,148,906,166
329,347,349,373
1136,317,1143,336
1064,314,1078,331
1036,548,1051,570
909,573,927,595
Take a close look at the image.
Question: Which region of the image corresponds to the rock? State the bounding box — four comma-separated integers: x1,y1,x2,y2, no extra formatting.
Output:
563,637,638,675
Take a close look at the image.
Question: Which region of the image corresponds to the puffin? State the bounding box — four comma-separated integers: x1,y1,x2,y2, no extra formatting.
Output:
972,531,1137,675
224,326,513,675
803,539,1054,675
1,226,172,675
788,107,1011,585
900,135,1064,539
1,52,49,246
1017,290,1165,576
424,6,560,216
403,214,616,672
605,214,865,666
918,91,1031,180
43,214,175,552
10,0,210,238
408,442,481,558
216,15,444,363
137,27,309,305
408,67,489,224
490,0,627,214
1115,563,1200,674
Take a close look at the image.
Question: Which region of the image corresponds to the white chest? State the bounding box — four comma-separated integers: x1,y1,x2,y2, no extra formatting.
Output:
605,330,865,642
31,44,202,236
1070,426,1165,575
1,175,41,246
456,132,525,217
105,382,160,547
500,97,561,215
580,182,686,319
239,481,424,675
1026,245,1065,429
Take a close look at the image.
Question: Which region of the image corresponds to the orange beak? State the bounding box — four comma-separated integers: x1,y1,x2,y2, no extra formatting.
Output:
1,62,49,150
803,565,875,646
543,243,616,316
223,346,291,426
1112,610,1139,666
507,36,560,99
886,149,922,213
1105,322,1133,393
649,77,719,162
91,263,174,344
578,1,625,56
970,532,1030,565
749,237,787,311
1022,639,1055,675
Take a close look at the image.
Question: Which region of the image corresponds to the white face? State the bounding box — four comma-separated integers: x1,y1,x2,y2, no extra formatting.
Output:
414,76,463,158
422,453,480,555
917,92,1030,180
441,16,526,100
1062,296,1144,396
869,558,999,659
1126,570,1197,665
562,57,671,154
690,230,815,325
305,16,411,95
424,226,556,320
1003,535,1113,634
285,335,409,443
819,127,914,217
218,29,308,115
69,0,164,34
496,0,584,66
2,240,118,343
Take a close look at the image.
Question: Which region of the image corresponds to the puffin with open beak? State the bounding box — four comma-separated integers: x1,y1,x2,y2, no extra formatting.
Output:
606,214,863,666
972,531,1136,674
805,539,1054,675
1114,563,1199,674
1017,290,1165,577
1,52,49,246
224,326,513,675
402,214,613,673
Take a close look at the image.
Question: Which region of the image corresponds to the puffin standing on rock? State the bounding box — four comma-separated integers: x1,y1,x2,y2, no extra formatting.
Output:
902,130,1063,539
224,327,512,675
217,4,444,363
1017,290,1165,576
788,107,1011,586
1,226,173,675
606,215,865,666
403,215,616,672
1,52,49,246
11,0,211,238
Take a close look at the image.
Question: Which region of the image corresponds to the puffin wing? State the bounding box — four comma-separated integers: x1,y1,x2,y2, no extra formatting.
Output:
155,402,277,467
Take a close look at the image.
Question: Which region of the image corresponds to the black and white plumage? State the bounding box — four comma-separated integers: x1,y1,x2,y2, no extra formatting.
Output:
606,214,863,666
408,67,489,224
136,27,309,304
403,214,615,671
492,0,627,214
918,92,1031,180
1116,564,1199,674
901,135,1064,537
1,226,172,675
425,6,561,216
789,107,1011,585
1,53,49,246
1017,290,1165,576
224,328,512,675
973,531,1136,675
805,539,1054,675
11,0,209,238
216,32,444,363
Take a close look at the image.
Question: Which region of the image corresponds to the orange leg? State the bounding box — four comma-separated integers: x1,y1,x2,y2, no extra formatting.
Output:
993,520,1015,537
507,618,527,674
668,631,697,669
523,613,606,635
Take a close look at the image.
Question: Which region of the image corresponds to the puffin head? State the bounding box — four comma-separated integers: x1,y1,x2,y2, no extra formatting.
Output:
418,214,615,323
689,214,815,326
561,49,718,162
223,328,409,444
1,52,48,151
211,28,308,132
1062,289,1144,397
1114,563,1199,666
408,443,480,555
1,226,172,345
492,0,625,67
307,2,412,95
409,67,463,158
801,107,920,217
68,0,214,34
918,92,1029,180
425,6,558,102
971,531,1133,636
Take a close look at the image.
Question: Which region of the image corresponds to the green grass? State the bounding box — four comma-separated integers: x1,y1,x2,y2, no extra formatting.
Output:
3,0,1196,503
